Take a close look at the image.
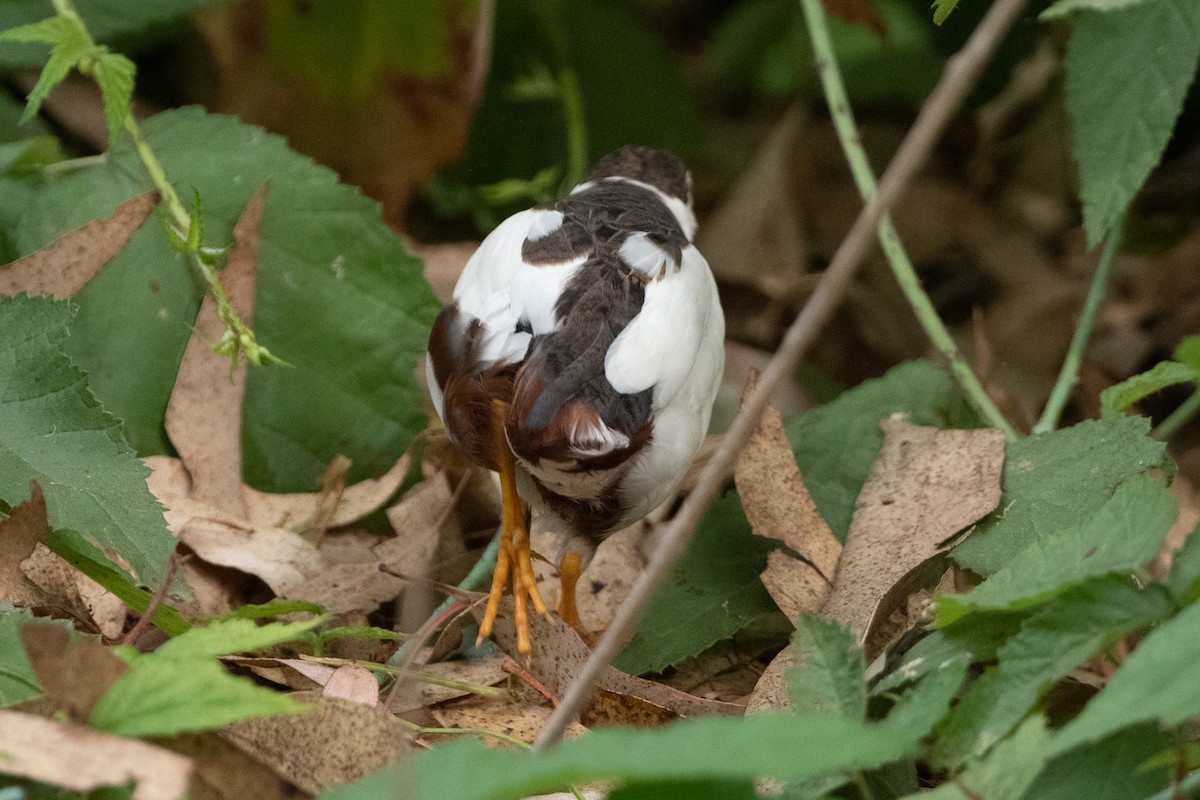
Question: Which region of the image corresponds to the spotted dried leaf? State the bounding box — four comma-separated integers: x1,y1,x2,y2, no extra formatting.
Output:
0,481,50,606
20,623,128,721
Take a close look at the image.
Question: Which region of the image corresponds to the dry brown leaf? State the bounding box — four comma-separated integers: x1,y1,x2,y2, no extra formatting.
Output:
159,732,304,800
744,647,797,714
21,544,128,637
322,664,380,707
74,572,129,639
0,482,50,606
0,710,193,800
164,186,267,518
0,192,159,299
529,522,642,633
223,694,408,794
735,397,842,620
821,417,1004,650
222,656,332,692
387,654,509,714
429,694,587,745
20,623,129,721
180,517,325,596
282,561,405,614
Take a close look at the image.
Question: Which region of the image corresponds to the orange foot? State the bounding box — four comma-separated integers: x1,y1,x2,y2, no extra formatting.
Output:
557,551,593,645
477,400,547,654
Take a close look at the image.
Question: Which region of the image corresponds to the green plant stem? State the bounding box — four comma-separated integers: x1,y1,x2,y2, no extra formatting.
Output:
1155,390,1200,440
1033,224,1122,434
797,0,1017,441
533,0,589,186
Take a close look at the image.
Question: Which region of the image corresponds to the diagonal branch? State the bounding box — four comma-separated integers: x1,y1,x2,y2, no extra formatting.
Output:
534,0,1032,749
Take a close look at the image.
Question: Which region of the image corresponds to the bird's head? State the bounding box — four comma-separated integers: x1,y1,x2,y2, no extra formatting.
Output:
580,146,696,239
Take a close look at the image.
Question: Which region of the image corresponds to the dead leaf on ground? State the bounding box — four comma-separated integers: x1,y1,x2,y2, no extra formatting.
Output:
821,417,1004,652
387,653,509,714
0,481,50,607
281,561,404,615
0,192,159,299
164,185,267,518
180,516,326,596
322,664,380,707
744,647,798,714
428,693,587,745
529,522,643,634
20,623,129,721
0,710,193,800
223,693,408,794
160,732,304,800
734,392,842,620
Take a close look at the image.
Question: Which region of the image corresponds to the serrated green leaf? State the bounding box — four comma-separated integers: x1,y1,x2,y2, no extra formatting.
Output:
879,656,967,737
1065,0,1200,246
210,599,326,621
932,0,961,24
609,781,757,800
1020,724,1171,800
613,494,777,675
1041,0,1157,18
154,618,322,661
939,475,1176,624
787,614,866,719
1048,599,1200,756
1100,361,1196,418
0,109,439,491
788,361,980,543
0,15,79,46
0,295,175,587
91,50,134,145
906,717,1049,800
932,578,1174,768
376,713,921,800
953,417,1168,575
3,18,95,125
1175,336,1200,372
90,657,306,737
1166,519,1200,604
0,606,47,706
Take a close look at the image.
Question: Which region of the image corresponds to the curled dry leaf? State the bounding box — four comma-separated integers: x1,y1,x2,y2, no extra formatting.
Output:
322,664,380,707
20,623,128,722
0,710,193,800
157,732,300,800
223,693,408,795
735,396,842,620
744,647,798,715
0,192,159,299
821,417,1005,650
0,481,50,607
164,185,268,518
180,517,325,596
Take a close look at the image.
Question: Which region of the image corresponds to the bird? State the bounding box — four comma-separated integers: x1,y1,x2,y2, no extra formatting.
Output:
425,145,725,654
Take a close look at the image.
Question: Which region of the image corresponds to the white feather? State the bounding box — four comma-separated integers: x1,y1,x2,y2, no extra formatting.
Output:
525,209,565,242
619,232,676,279
509,258,583,334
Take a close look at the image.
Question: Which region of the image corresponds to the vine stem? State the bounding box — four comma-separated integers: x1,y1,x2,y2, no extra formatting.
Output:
1155,390,1200,441
799,0,1017,440
1033,224,1123,434
534,0,1031,750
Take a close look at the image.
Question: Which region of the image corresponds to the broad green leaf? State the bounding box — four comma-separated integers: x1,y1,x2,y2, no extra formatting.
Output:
1100,360,1196,418
609,781,756,800
1020,724,1171,800
1065,0,1200,246
0,295,175,586
614,494,777,675
90,657,307,737
933,0,961,24
153,618,322,661
1048,599,1200,756
209,599,326,621
0,606,45,706
953,417,1167,575
932,578,1174,767
905,716,1049,800
0,17,94,125
939,475,1176,624
1176,335,1200,372
786,614,865,719
1166,519,1200,604
788,361,979,543
380,713,921,800
91,50,135,145
878,655,967,737
1041,0,1158,18
1,108,439,491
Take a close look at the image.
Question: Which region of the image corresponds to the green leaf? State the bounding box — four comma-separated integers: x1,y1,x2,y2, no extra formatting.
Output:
1065,0,1200,246
153,618,322,661
209,599,326,622
939,475,1176,624
933,0,961,24
382,713,922,800
788,361,979,543
1176,335,1200,372
1048,599,1200,756
1,108,439,491
0,295,175,587
1042,0,1160,19
1020,724,1171,800
786,614,865,719
0,606,47,706
1100,361,1196,418
1166,519,1200,604
932,578,1174,767
879,656,967,737
905,717,1049,800
609,781,757,800
90,657,306,737
1,17,95,125
614,494,777,675
952,417,1167,576
90,50,135,145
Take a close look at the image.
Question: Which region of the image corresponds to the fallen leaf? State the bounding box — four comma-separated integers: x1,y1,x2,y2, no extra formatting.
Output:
735,396,842,620
744,647,798,714
179,517,326,596
282,562,405,615
223,693,408,794
164,185,267,518
429,694,587,745
0,481,50,606
322,664,380,707
19,623,128,721
530,522,643,634
158,731,301,800
821,417,1005,651
0,709,193,800
386,654,509,714
0,192,159,299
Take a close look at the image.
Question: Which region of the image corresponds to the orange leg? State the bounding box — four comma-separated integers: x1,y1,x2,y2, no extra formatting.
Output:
477,400,547,654
557,551,591,642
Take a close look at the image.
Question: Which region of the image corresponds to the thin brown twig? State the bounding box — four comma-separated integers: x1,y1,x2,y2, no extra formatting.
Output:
121,550,184,647
533,0,1031,749
502,657,560,707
